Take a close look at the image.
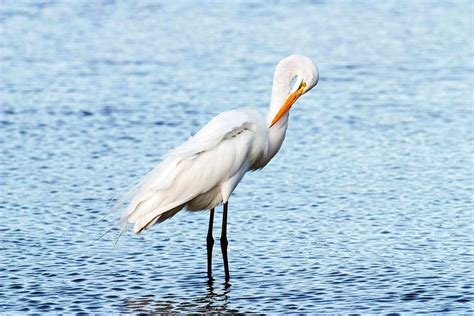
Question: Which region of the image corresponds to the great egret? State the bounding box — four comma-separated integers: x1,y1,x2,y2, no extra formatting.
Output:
120,54,319,282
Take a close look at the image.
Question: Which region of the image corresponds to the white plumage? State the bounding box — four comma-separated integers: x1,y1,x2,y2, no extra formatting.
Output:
121,54,319,234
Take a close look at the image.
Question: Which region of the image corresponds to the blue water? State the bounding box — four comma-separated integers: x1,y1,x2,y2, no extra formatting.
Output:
1,0,473,313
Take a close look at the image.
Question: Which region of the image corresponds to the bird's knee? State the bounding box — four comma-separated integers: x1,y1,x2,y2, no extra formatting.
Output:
207,236,214,246
220,237,228,249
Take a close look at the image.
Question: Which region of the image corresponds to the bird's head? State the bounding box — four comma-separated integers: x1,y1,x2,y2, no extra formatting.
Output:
270,54,319,127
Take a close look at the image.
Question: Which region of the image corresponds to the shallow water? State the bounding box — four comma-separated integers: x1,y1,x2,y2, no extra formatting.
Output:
1,0,473,313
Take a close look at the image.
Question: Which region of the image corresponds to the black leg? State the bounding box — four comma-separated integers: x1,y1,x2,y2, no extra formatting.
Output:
207,208,215,280
221,202,230,283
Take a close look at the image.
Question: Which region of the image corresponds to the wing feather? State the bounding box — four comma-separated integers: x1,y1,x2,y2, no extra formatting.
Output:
121,108,264,233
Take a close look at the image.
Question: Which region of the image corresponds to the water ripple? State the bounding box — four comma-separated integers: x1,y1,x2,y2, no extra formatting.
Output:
1,0,472,313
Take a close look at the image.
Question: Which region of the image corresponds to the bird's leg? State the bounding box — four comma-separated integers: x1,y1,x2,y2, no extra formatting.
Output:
207,208,215,281
221,202,230,283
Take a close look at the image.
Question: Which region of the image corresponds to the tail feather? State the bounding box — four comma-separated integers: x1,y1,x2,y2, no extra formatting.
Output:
157,206,183,223
141,205,184,232
131,197,194,233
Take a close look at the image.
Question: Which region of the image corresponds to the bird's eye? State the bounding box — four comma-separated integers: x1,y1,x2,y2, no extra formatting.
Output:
289,75,298,92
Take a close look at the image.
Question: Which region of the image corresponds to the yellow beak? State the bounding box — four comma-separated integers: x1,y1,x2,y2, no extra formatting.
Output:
270,82,306,127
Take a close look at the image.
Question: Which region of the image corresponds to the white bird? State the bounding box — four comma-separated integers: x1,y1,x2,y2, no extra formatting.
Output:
120,54,319,282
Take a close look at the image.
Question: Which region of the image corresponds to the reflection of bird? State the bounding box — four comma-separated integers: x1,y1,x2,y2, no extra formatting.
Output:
120,54,319,282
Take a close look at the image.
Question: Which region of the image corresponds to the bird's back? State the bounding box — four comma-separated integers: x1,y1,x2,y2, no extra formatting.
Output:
121,108,268,233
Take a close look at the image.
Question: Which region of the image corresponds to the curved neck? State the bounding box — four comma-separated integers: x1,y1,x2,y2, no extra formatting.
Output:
266,115,288,163
264,77,291,163
266,72,290,127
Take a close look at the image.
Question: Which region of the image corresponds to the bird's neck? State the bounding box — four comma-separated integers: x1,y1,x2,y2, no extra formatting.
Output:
266,117,288,164
266,73,290,127
264,81,290,163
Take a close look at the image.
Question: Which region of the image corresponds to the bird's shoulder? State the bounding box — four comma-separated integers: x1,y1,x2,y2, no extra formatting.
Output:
209,107,264,138
169,107,264,158
206,107,263,130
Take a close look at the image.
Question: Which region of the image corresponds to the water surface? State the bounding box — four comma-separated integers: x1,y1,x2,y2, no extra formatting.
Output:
1,0,473,313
